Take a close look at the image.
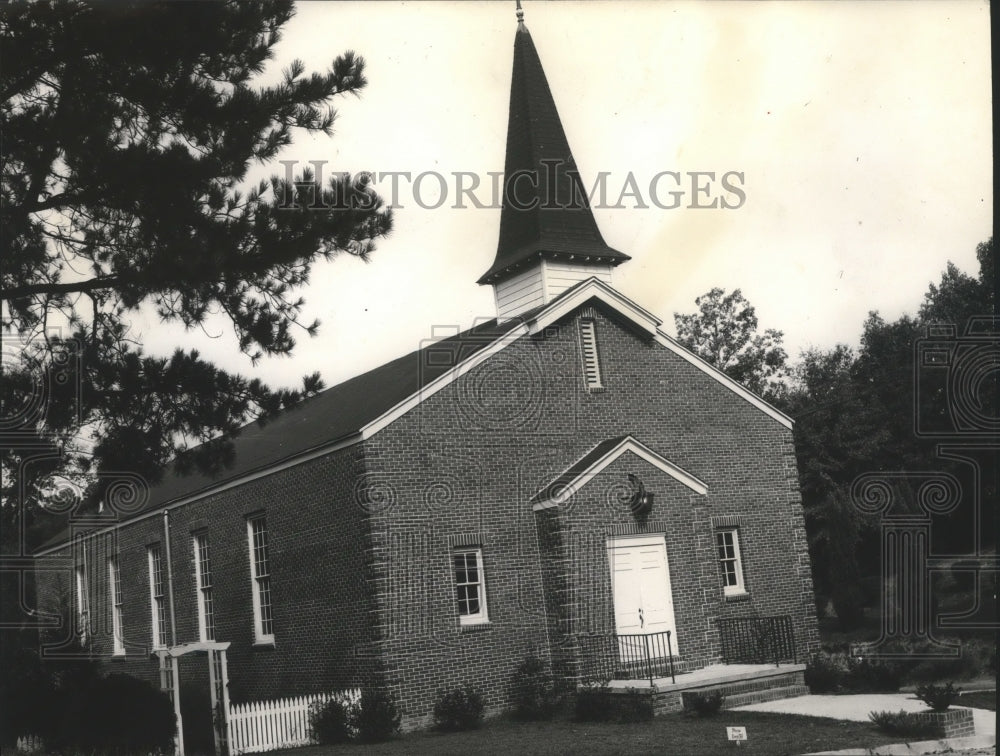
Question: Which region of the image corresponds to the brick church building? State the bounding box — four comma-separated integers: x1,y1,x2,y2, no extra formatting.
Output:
36,4,820,746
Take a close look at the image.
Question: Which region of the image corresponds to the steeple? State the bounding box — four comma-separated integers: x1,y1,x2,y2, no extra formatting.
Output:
481,2,630,320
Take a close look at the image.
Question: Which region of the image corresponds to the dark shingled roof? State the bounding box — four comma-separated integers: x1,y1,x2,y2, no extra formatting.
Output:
137,314,536,509
478,21,629,285
36,312,539,552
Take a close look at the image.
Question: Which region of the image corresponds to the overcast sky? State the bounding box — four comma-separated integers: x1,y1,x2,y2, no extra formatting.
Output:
142,1,993,390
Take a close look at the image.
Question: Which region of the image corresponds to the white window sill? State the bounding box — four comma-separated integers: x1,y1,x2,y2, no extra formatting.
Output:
459,620,492,633
723,590,750,602
253,638,276,649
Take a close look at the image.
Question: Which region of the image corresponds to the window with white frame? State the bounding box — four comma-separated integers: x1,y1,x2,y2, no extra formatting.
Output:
75,565,90,645
453,548,488,625
247,516,274,643
193,532,216,642
147,545,168,649
579,319,603,389
716,529,747,596
108,557,124,655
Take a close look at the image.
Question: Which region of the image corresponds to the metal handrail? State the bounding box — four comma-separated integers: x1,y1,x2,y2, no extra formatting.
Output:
716,615,796,666
614,630,677,686
576,630,679,686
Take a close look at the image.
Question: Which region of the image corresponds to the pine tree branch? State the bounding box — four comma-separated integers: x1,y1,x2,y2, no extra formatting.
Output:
1,275,123,299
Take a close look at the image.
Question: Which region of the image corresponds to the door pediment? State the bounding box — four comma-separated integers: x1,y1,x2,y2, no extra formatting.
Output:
531,435,707,511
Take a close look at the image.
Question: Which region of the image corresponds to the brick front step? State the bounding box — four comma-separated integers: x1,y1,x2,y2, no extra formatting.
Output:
680,672,805,699
612,667,810,717
715,684,809,709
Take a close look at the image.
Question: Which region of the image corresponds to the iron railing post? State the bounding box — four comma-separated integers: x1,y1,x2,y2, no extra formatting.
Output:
667,631,676,684
772,618,779,667
790,619,797,664
644,634,653,687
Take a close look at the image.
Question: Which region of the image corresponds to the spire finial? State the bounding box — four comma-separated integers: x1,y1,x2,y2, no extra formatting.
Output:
515,0,525,26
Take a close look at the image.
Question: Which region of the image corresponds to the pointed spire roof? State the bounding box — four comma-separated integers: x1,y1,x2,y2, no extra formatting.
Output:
478,8,630,285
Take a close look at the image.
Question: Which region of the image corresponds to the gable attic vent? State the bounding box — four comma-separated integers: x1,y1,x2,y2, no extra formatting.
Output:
579,319,603,389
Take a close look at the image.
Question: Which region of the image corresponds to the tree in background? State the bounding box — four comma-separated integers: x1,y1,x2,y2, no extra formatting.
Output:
1,1,392,535
920,238,994,328
673,287,789,402
784,239,995,628
783,345,883,626
672,241,993,630
1,4,391,728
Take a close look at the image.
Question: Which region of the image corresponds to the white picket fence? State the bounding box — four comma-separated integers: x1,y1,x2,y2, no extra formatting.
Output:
14,735,44,754
228,688,360,754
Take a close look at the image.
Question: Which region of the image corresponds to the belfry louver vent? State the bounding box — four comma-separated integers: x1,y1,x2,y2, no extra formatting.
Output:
579,319,602,389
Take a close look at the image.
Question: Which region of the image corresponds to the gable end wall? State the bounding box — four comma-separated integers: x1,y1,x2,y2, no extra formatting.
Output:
363,304,819,728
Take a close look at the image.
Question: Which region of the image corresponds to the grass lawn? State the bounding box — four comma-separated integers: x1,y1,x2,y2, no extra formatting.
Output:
274,712,902,756
959,690,997,711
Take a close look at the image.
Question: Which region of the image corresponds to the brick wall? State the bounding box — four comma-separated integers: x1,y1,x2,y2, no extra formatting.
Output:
35,443,380,704
34,299,819,733
365,304,819,727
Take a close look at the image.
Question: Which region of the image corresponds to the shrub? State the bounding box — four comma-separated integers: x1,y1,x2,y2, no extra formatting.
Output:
969,636,996,677
845,657,902,693
805,652,844,693
868,710,943,739
805,652,903,694
684,690,725,717
916,682,962,712
573,680,614,723
351,689,400,743
616,687,653,723
50,673,175,754
902,639,990,684
905,656,976,684
433,686,484,732
510,655,560,720
0,645,59,747
310,696,354,745
179,683,214,755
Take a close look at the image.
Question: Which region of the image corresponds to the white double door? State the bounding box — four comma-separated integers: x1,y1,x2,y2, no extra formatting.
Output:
606,534,679,656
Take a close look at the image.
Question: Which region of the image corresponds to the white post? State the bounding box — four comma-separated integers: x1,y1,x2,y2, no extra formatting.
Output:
163,653,184,756
208,651,221,755
172,657,184,756
219,649,232,754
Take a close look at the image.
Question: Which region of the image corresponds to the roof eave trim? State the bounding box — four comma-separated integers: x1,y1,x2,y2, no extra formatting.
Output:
528,277,661,336
532,435,707,511
477,249,631,285
359,323,531,439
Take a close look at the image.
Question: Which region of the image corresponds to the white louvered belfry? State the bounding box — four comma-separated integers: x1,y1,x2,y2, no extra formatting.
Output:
579,319,602,389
